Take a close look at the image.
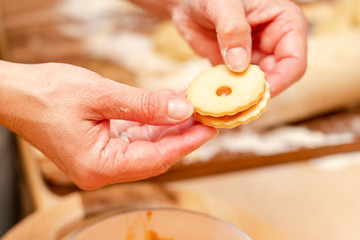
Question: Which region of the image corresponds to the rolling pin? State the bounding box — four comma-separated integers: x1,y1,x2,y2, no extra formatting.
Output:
251,29,360,130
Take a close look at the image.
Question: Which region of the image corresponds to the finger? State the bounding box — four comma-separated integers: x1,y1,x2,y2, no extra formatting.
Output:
250,49,267,65
243,0,307,96
90,82,194,125
117,118,196,142
257,55,276,73
172,12,223,65
109,88,185,137
264,23,307,96
115,123,216,182
209,0,252,72
74,123,217,188
266,54,307,97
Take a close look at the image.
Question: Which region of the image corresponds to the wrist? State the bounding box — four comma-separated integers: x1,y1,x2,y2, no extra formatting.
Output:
0,61,45,136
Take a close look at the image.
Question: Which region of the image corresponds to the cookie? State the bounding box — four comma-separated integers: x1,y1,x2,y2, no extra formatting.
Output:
186,64,266,117
186,64,270,128
193,82,270,128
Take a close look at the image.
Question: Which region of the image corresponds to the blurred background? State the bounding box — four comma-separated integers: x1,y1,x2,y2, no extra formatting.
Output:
1,0,360,239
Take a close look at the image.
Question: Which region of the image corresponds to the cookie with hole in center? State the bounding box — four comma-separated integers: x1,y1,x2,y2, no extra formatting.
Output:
186,64,270,128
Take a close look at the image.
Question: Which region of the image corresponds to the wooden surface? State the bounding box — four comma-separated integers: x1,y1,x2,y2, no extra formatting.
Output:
167,151,360,240
154,106,360,181
10,123,360,240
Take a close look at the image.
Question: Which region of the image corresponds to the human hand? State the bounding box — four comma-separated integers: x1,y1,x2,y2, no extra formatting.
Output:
167,0,307,96
0,62,217,189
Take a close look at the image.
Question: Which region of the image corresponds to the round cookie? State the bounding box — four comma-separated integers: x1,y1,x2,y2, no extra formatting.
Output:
194,82,270,128
186,64,266,117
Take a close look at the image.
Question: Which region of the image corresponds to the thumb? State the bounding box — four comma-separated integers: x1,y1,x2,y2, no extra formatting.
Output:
211,0,252,72
93,82,194,125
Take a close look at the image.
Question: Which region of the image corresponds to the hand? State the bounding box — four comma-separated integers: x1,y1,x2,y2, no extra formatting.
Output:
0,62,217,189
167,0,307,96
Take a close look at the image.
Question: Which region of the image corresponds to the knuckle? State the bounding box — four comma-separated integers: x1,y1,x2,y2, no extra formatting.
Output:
219,19,251,38
284,2,308,32
138,92,162,122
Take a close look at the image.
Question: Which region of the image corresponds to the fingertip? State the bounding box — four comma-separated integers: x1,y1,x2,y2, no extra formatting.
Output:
168,98,194,121
224,47,250,72
189,122,219,142
205,126,220,141
266,57,307,97
214,3,252,72
266,71,291,97
202,123,219,137
268,82,282,97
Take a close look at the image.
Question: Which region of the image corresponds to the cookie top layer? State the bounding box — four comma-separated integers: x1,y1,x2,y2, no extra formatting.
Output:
186,64,266,117
194,82,270,128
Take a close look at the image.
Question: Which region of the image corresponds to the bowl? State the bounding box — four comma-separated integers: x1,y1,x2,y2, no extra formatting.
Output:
68,208,252,240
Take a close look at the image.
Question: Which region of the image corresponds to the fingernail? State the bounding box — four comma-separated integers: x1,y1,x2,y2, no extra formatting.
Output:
168,98,194,120
225,47,248,72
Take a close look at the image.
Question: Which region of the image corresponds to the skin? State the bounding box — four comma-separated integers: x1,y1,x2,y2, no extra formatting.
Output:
0,61,217,189
0,0,307,189
132,0,308,96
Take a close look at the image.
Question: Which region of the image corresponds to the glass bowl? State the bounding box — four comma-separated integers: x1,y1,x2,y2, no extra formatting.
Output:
68,208,252,240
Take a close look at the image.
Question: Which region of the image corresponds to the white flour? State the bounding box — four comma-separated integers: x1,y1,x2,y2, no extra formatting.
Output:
185,125,356,162
310,151,360,171
58,0,141,22
58,0,211,91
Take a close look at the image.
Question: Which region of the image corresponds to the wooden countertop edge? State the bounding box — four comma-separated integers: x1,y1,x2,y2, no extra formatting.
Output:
151,142,360,182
